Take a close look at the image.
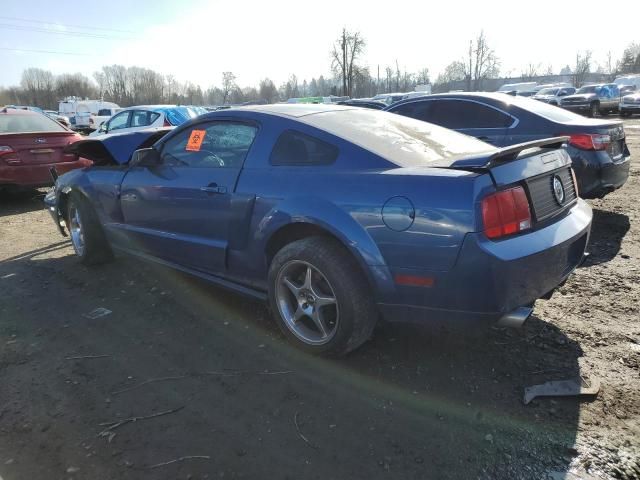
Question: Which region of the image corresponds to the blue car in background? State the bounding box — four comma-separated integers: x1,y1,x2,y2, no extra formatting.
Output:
45,105,591,356
385,93,631,199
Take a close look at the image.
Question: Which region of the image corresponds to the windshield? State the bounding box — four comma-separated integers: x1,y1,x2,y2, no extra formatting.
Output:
0,113,67,133
537,88,559,95
302,109,494,167
577,85,600,94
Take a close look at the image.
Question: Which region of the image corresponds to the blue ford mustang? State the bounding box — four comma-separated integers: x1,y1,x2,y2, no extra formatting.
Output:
45,105,592,355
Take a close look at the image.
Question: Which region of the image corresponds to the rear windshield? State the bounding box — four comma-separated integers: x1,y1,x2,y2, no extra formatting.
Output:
0,113,67,133
301,109,495,167
500,95,588,123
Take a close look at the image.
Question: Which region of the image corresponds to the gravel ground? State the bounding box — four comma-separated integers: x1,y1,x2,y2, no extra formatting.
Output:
0,118,638,480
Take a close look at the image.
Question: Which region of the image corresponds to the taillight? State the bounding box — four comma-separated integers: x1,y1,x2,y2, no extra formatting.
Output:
481,186,532,240
567,133,611,151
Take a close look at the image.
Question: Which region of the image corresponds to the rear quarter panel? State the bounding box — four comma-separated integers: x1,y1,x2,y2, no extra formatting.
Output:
233,113,485,289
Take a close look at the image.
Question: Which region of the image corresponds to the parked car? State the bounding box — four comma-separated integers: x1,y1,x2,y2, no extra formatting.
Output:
336,99,387,110
0,107,87,189
372,93,407,105
89,105,207,137
384,92,630,199
43,110,71,128
89,107,122,131
619,85,637,96
58,98,120,131
614,74,640,91
560,84,621,117
44,104,591,355
619,92,640,117
532,86,577,105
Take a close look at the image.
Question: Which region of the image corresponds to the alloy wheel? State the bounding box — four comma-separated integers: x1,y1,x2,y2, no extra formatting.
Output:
275,260,339,345
68,203,85,256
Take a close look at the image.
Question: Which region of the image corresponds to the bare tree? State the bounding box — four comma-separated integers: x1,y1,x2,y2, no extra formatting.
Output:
416,68,430,85
465,31,500,91
20,68,55,108
331,28,366,97
56,73,95,100
574,51,592,87
520,63,540,81
221,72,237,104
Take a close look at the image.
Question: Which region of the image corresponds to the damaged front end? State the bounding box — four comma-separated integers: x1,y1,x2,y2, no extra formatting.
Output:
44,127,174,238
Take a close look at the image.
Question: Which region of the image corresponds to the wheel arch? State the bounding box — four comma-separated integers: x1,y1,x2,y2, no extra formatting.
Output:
263,215,390,298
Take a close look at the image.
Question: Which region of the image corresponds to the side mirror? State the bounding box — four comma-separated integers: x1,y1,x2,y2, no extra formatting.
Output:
130,148,161,168
99,123,107,133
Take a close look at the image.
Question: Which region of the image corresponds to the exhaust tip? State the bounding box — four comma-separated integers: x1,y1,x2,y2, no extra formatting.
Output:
497,306,533,328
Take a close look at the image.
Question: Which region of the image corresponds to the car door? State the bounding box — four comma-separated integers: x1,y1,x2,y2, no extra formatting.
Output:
118,120,259,274
105,111,131,134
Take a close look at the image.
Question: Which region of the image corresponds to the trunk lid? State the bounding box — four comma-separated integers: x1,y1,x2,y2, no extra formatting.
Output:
558,119,627,160
2,132,80,165
451,137,578,224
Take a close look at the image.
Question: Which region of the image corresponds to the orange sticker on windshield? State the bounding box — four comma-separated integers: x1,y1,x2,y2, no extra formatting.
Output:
186,129,206,151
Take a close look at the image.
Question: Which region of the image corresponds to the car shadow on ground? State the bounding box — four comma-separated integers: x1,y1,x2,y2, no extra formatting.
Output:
0,188,48,217
582,207,630,267
0,248,588,479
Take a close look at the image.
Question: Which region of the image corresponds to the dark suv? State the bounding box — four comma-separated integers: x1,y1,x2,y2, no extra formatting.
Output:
560,84,620,117
384,92,630,199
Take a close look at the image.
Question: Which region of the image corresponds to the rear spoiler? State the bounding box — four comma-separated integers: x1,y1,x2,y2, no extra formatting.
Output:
486,136,569,167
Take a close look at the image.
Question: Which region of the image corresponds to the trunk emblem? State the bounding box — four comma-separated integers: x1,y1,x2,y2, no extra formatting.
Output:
552,175,565,205
35,137,47,144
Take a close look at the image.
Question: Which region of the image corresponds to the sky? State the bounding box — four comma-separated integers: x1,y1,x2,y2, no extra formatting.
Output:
0,0,637,89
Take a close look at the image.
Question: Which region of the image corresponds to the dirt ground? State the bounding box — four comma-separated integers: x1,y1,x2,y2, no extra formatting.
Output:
0,118,639,480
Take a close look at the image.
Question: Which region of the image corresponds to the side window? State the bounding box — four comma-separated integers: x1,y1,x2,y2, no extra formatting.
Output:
108,111,130,131
160,121,257,168
391,102,433,123
131,110,152,127
429,100,512,129
270,130,338,166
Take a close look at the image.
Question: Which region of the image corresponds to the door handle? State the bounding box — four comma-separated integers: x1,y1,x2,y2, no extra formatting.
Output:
200,183,227,194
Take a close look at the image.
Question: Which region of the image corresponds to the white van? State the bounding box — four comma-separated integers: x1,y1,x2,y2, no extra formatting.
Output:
58,98,120,130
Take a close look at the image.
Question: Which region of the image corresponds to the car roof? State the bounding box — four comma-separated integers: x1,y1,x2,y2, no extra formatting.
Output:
225,103,355,118
1,107,39,115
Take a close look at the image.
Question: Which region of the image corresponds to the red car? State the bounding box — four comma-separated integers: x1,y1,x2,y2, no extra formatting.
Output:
0,107,89,189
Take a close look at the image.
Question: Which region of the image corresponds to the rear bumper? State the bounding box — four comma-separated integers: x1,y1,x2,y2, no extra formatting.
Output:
620,104,640,112
0,159,92,188
569,147,630,199
377,200,592,325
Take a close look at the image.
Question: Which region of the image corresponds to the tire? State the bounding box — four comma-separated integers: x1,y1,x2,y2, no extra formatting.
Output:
588,102,599,118
268,236,377,356
66,191,113,265
620,110,631,117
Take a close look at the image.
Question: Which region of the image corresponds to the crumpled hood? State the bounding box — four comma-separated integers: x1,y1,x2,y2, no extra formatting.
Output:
63,127,173,165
